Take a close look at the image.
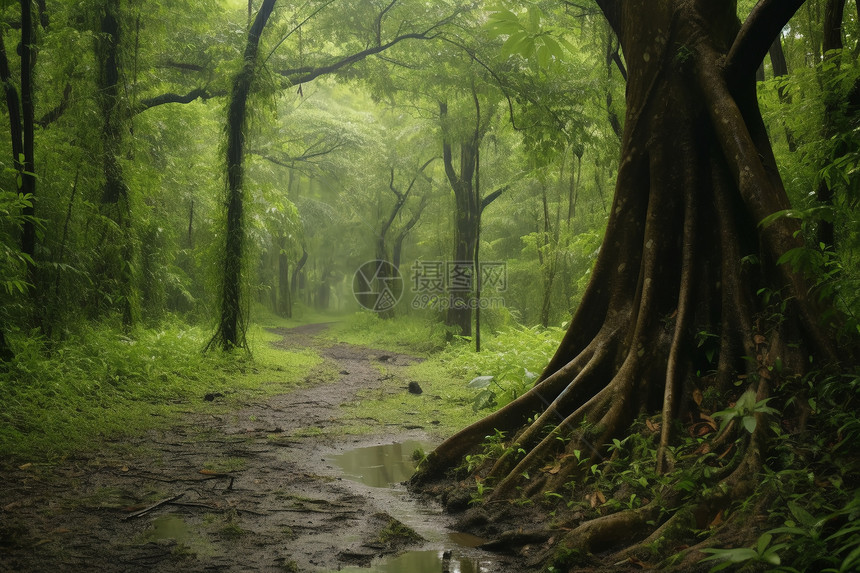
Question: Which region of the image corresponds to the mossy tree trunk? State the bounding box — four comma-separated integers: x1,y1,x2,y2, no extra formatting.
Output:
415,0,846,557
96,0,139,330
210,0,276,351
440,98,481,338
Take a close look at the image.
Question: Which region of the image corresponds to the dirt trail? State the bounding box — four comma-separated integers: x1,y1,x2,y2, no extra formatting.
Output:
0,324,524,572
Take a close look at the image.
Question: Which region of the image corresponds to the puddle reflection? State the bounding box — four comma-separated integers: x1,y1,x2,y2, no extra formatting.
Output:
337,549,492,573
331,440,429,487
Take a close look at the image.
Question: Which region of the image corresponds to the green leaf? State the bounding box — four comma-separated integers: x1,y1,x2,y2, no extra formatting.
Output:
468,375,494,388
787,501,818,528
742,415,757,434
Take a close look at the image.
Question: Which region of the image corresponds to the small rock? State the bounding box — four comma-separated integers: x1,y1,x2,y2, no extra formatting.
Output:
204,392,223,401
408,381,423,395
340,370,349,375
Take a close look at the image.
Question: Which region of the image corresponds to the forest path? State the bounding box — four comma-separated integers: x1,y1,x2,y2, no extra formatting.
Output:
0,323,523,572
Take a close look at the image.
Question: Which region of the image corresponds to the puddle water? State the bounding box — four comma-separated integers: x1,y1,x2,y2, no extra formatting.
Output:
330,440,429,487
337,549,495,573
146,515,191,541
329,442,502,573
142,514,213,556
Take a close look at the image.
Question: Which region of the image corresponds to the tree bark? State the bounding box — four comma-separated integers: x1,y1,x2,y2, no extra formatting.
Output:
20,0,36,265
96,0,139,330
440,98,481,338
211,0,277,351
815,0,847,248
0,327,12,362
277,236,291,318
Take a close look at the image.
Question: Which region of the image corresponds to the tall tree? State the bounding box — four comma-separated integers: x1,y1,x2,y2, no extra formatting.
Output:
210,0,277,351
95,0,141,329
0,0,37,280
440,91,483,337
815,0,849,248
415,0,852,562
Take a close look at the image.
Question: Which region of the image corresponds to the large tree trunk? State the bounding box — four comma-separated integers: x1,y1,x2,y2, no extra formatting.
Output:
414,0,844,561
210,0,276,350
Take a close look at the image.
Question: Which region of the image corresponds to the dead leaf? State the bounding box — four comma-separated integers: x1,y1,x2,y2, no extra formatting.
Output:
586,490,606,508
199,468,221,475
754,334,767,345
694,423,714,437
646,419,660,432
692,443,711,455
18,462,32,470
120,466,129,472
710,509,724,527
122,504,149,512
692,388,703,406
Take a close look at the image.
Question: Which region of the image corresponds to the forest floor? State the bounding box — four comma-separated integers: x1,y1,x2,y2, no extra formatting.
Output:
0,323,525,572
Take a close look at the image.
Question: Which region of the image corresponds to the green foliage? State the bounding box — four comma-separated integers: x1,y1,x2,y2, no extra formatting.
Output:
486,5,574,70
445,324,564,411
712,390,779,435
0,323,320,460
328,312,453,354
0,191,35,296
701,533,788,571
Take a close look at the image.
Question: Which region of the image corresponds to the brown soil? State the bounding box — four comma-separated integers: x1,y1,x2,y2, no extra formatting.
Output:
0,324,525,572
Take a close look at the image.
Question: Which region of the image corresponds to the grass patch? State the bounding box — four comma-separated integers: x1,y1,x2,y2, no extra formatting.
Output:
325,312,453,354
0,321,321,463
338,356,486,437
337,322,565,436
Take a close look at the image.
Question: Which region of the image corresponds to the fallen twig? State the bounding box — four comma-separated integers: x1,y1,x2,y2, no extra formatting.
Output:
123,493,184,520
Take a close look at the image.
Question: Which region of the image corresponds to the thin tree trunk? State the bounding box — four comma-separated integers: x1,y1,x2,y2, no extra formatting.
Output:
277,237,291,318
97,0,139,330
291,246,307,296
816,0,847,248
213,0,277,350
20,0,36,266
440,97,481,338
0,328,12,362
768,37,797,151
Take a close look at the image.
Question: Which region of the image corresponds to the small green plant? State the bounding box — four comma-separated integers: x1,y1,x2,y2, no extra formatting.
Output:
713,389,779,434
701,533,788,571
470,476,491,504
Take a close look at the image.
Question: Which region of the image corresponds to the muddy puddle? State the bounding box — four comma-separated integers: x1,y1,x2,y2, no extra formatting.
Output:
328,441,499,573
331,440,430,487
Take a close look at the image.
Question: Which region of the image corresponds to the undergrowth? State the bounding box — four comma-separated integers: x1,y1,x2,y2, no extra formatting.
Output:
326,312,455,354
328,313,566,436
0,321,320,461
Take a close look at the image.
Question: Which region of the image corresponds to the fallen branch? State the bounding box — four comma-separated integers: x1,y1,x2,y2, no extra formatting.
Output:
123,493,184,520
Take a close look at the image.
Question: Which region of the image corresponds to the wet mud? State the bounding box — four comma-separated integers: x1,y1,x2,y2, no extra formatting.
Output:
0,323,525,572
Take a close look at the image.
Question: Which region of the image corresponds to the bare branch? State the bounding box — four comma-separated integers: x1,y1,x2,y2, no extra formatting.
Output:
725,0,806,85
37,83,71,127
134,87,225,114
481,185,507,213
278,31,439,85
157,61,206,73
